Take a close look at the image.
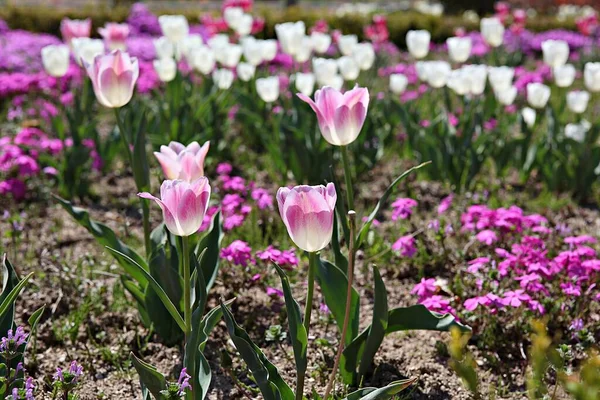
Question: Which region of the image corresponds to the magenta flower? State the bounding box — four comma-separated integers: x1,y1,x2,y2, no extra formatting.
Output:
277,183,337,252
84,50,139,108
60,18,91,44
266,287,284,297
154,141,210,182
437,194,453,215
390,197,417,220
476,229,498,245
411,277,437,299
297,86,369,146
501,290,531,308
392,235,417,257
98,23,130,51
138,178,211,237
220,240,253,267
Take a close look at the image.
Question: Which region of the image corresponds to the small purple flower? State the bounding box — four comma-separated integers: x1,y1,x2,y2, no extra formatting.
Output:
392,235,417,258
266,287,284,298
569,318,584,332
437,194,453,214
220,240,253,267
216,163,233,176
476,230,498,245
177,368,192,395
411,278,437,299
390,198,418,220
0,326,28,353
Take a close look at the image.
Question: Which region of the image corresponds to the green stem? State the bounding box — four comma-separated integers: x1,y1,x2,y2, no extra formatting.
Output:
296,252,318,400
340,145,354,212
182,236,192,338
113,108,133,163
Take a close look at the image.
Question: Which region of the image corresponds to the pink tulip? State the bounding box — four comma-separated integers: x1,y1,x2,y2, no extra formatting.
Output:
154,141,210,182
99,23,130,51
85,50,139,108
297,86,369,146
139,178,211,237
60,18,92,44
277,183,337,252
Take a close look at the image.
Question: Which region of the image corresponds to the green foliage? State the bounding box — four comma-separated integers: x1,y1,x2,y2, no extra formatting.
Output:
448,327,479,398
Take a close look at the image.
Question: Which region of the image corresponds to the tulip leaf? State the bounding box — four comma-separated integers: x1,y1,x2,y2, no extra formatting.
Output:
342,378,417,400
221,302,294,400
56,196,149,287
121,276,151,328
195,211,223,293
130,352,168,400
0,255,20,337
356,162,430,249
0,271,32,335
107,247,186,332
132,109,150,192
331,212,348,275
273,263,308,376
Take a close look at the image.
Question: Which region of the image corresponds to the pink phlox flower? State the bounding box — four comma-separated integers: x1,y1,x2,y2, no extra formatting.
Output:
220,240,253,267
476,230,497,245
565,235,597,246
266,287,284,297
561,282,582,297
501,290,531,307
390,197,417,220
437,194,453,214
467,257,489,274
411,277,437,299
420,295,455,315
463,296,490,311
251,188,274,209
392,235,417,257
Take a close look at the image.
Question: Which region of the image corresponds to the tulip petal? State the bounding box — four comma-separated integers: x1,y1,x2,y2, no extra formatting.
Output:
176,188,204,236
168,141,186,154
154,151,180,180
332,102,367,145
179,151,202,182
315,86,344,122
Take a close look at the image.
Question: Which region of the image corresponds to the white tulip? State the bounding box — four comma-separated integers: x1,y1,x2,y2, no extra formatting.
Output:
313,57,338,86
565,122,588,143
242,37,264,66
406,30,431,59
188,45,215,74
235,14,253,37
338,56,360,81
447,69,470,96
494,86,517,105
208,34,230,50
236,62,255,82
584,62,600,92
553,64,576,88
224,7,244,30
153,57,177,82
567,90,590,114
260,39,278,62
352,42,375,70
338,34,358,56
463,64,488,95
526,82,551,108
425,61,451,88
311,32,331,54
41,44,70,77
415,61,430,81
329,75,344,91
295,72,315,96
488,66,514,91
212,68,234,90
217,44,243,68
275,21,305,56
522,107,536,128
541,40,569,68
154,36,175,59
256,76,280,103
294,36,313,63
158,15,189,43
389,73,408,94
480,17,504,47
446,37,472,63
71,38,105,66
177,34,203,61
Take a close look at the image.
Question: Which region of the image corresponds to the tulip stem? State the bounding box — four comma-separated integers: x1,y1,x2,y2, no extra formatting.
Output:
296,251,317,400
323,211,356,400
181,235,193,400
340,145,354,212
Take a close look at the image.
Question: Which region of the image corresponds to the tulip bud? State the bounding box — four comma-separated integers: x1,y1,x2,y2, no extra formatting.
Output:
446,36,472,63
153,57,177,82
72,38,105,66
159,15,189,43
85,50,139,108
276,183,337,252
313,57,339,87
224,7,244,30
154,36,175,60
98,23,130,51
154,141,210,181
406,30,431,59
298,86,369,146
521,107,536,128
295,72,315,96
488,66,514,92
293,37,313,63
541,40,569,68
584,62,600,92
216,44,243,68
494,86,517,106
139,178,211,237
311,32,331,54
553,64,576,88
188,45,216,75
425,61,451,88
480,17,504,47
338,56,360,81
338,34,358,56
236,62,256,82
275,21,306,56
389,73,408,94
567,90,590,114
526,83,551,109
241,37,263,66
260,39,278,62
41,45,70,78
212,68,234,90
256,76,280,103
60,18,91,45
352,42,375,70
235,14,253,37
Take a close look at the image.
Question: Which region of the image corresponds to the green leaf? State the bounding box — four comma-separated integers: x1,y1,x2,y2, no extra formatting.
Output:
386,305,470,333
55,197,148,287
221,302,294,400
343,378,417,400
195,211,223,292
121,276,151,328
273,264,308,376
107,247,185,332
0,256,20,336
356,162,430,248
358,266,389,379
331,213,348,275
132,110,150,191
27,305,45,330
0,271,32,327
130,352,168,400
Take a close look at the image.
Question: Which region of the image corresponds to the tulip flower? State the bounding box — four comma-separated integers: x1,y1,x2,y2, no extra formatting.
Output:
208,34,229,50
256,77,280,103
98,23,130,51
541,40,569,68
216,44,243,68
313,58,338,87
553,64,576,88
234,14,253,36
424,61,451,88
446,37,472,63
275,21,306,56
241,37,263,66
189,46,216,75
236,62,256,82
584,62,600,92
154,141,210,182
153,57,177,82
415,61,430,81
293,37,314,63
526,83,551,109
298,86,370,146
406,30,431,59
522,107,536,128
276,183,337,252
259,39,278,62
338,34,358,56
41,45,70,78
153,37,175,60
212,68,235,90
72,38,105,66
60,18,91,45
85,50,139,108
138,178,211,237
565,122,589,143
159,15,189,43
177,34,203,61
494,86,517,106
389,74,408,94
311,32,332,54
338,56,360,81
480,17,504,47
224,7,244,30
352,43,375,70
488,66,514,91
295,72,316,96
567,91,590,114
